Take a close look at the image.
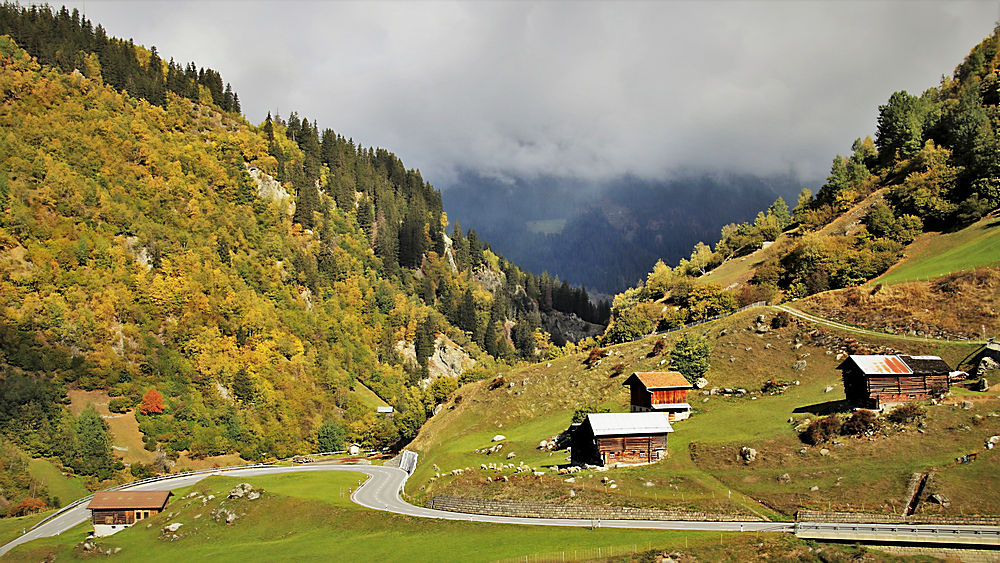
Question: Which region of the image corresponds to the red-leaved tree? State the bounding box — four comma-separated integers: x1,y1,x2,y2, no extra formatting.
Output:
139,388,164,415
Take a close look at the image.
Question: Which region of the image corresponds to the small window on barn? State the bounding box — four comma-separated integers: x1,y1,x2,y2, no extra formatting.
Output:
640,452,645,457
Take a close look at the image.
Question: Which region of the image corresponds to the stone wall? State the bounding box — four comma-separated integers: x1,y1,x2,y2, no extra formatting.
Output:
428,495,762,521
797,510,1000,526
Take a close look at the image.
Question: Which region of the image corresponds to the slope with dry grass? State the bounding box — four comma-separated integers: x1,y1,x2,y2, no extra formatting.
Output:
408,307,992,519
798,267,1000,341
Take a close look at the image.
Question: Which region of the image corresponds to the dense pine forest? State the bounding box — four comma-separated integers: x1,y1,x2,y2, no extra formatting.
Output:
0,3,607,516
600,24,1000,343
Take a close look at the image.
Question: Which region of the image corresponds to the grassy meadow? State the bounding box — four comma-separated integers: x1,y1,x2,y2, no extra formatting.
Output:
877,214,1000,285
5,472,788,562
408,307,997,520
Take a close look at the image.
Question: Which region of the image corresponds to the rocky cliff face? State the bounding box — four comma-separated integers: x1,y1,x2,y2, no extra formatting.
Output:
542,310,605,344
395,334,475,382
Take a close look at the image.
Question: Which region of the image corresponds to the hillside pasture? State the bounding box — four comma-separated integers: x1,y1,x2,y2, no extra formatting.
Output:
876,213,1000,285
408,307,993,520
6,472,757,563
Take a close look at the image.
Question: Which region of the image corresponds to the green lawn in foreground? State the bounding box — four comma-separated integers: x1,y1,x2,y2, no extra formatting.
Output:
8,472,740,562
877,215,1000,284
28,459,89,508
0,511,50,547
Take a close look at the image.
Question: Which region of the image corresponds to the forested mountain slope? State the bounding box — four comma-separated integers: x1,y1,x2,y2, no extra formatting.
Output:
0,4,606,515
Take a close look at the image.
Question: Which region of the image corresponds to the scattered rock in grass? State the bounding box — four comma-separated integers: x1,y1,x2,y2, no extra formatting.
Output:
645,481,655,487
492,434,506,442
824,386,834,393
975,378,990,391
740,447,757,463
609,484,618,489
819,448,830,456
793,360,807,370
694,377,708,389
962,401,975,410
777,473,791,484
506,452,516,459
163,522,183,533
565,477,575,483
569,489,575,497
228,483,258,499
810,486,820,492
929,493,952,508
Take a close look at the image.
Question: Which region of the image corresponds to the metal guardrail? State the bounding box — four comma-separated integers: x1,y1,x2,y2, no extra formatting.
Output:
28,463,279,532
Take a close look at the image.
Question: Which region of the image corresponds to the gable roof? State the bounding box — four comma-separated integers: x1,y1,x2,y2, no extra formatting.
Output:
842,355,912,375
87,491,172,510
623,372,692,389
586,412,674,436
841,354,952,376
900,355,952,374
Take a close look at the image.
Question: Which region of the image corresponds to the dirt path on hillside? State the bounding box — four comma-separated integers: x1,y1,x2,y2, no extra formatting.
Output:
774,305,987,345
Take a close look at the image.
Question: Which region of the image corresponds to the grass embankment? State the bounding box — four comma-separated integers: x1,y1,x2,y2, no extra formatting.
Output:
0,512,50,547
877,213,1000,285
409,308,995,519
7,472,782,562
27,459,89,507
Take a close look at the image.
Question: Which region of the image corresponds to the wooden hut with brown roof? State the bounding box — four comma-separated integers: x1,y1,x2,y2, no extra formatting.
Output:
87,490,172,536
622,371,694,421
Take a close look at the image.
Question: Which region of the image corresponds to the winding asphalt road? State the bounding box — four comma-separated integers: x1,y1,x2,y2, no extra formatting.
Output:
0,463,791,558
5,464,998,558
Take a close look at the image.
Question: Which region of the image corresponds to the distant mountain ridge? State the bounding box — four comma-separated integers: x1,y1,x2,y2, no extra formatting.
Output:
443,171,801,293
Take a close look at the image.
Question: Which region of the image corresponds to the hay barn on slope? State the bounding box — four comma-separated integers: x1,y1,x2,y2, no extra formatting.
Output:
571,412,673,466
839,354,951,409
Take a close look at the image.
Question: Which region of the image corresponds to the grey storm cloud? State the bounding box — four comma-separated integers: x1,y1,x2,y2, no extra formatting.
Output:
59,0,998,187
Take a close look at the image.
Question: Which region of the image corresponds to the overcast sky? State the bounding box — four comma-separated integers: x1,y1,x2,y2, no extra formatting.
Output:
58,0,999,188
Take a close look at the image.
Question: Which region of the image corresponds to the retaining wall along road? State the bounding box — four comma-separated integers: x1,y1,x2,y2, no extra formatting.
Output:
798,510,1000,526
428,495,763,521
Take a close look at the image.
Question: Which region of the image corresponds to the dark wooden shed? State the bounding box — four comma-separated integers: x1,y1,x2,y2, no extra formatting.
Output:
571,412,674,466
839,354,951,409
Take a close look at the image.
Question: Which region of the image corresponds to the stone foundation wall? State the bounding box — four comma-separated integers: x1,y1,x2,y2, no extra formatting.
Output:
797,510,1000,526
427,495,762,521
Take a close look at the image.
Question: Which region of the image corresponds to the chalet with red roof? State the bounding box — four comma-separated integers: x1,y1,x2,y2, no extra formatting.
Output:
839,354,951,409
622,371,694,421
87,490,172,536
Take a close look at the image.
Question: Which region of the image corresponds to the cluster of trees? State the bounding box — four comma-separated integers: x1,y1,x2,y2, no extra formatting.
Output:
0,4,240,112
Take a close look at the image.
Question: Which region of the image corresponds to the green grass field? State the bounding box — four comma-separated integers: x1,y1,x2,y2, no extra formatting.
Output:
0,512,50,547
6,472,795,562
877,214,1000,285
28,459,89,508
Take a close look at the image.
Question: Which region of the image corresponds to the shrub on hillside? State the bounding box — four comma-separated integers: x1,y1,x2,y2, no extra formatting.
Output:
610,362,627,377
771,311,790,329
10,497,46,516
649,338,668,357
841,409,880,436
130,462,155,480
801,415,842,445
108,397,130,414
571,404,611,424
584,347,608,368
887,403,925,424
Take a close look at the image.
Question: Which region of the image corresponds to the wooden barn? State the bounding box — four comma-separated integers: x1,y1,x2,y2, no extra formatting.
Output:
87,490,172,537
622,371,694,421
571,412,674,466
839,354,951,409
